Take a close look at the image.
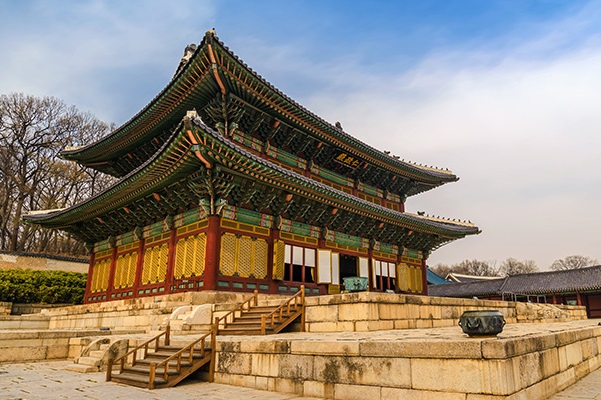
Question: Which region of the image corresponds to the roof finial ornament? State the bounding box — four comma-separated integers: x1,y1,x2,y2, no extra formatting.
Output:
335,121,343,131
173,43,198,77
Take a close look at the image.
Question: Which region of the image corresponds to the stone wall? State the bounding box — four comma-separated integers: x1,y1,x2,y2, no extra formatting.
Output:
303,292,587,333
0,252,88,273
43,291,277,331
0,330,110,363
27,291,589,334
0,314,50,330
0,302,11,315
213,322,601,400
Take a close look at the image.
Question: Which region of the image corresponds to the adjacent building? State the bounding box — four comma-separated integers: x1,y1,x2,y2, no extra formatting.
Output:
429,265,601,318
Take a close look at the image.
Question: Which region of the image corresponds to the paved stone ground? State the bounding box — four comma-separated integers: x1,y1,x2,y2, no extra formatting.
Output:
0,360,317,400
1,358,600,400
548,366,601,399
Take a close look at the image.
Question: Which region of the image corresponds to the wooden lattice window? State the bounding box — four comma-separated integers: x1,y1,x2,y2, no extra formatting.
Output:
114,251,138,289
174,233,206,279
90,257,111,293
220,233,269,279
142,242,169,284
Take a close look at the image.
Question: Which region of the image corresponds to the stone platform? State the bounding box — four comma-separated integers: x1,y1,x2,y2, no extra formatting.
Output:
213,319,601,399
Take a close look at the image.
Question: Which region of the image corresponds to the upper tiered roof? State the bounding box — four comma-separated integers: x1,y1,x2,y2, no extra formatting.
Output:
60,31,457,198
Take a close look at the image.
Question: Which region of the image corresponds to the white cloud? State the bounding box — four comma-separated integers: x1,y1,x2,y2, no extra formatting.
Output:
279,7,601,269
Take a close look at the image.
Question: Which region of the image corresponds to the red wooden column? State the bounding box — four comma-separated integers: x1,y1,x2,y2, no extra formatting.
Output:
106,245,118,300
421,259,428,296
577,292,583,306
204,214,221,290
164,228,177,294
367,247,374,292
267,227,279,294
83,251,96,304
132,239,145,298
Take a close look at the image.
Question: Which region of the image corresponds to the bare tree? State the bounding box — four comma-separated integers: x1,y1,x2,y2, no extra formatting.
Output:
550,255,599,271
430,263,453,277
451,259,500,277
500,258,539,276
0,93,113,255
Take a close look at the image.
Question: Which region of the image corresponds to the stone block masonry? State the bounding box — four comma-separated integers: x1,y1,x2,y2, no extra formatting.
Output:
303,292,586,333
213,319,601,400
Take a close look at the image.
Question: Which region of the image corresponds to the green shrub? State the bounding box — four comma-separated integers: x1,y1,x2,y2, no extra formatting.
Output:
0,269,87,304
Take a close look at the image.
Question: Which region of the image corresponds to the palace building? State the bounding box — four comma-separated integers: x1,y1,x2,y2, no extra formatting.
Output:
25,31,479,303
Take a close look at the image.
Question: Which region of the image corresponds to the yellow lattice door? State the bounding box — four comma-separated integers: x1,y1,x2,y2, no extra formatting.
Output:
397,263,409,292
114,252,137,289
416,266,423,293
253,239,268,279
220,233,237,276
142,244,169,284
125,251,137,287
272,240,285,280
114,254,125,289
237,236,253,278
174,234,206,279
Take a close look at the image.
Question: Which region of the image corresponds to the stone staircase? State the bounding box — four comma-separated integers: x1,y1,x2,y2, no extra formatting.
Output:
66,337,129,373
161,304,213,334
216,287,305,335
107,325,215,389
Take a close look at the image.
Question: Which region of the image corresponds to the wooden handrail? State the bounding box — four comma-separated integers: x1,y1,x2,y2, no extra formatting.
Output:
214,289,258,330
106,325,171,382
261,285,305,334
153,325,215,383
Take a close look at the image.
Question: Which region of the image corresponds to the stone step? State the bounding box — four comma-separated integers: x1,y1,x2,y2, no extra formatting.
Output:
89,350,105,358
64,363,98,373
77,356,101,367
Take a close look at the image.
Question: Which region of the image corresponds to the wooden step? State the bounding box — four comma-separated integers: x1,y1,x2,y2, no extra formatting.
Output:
122,365,183,376
111,371,168,388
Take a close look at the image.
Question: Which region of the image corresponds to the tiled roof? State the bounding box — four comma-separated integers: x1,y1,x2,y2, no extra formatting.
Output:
429,265,601,297
426,268,450,285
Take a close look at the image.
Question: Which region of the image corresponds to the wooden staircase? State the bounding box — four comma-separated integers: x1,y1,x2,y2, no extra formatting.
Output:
106,325,215,389
106,288,305,389
215,286,305,335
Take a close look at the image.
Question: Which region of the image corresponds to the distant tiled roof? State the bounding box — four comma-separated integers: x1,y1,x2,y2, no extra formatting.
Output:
446,273,503,283
429,265,601,298
426,268,450,285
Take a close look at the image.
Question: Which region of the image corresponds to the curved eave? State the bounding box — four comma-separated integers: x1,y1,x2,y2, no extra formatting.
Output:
25,121,201,227
60,31,456,185
191,117,479,239
29,115,478,246
59,36,216,172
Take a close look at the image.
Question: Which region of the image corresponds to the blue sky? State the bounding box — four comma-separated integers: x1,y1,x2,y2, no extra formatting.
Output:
1,0,600,270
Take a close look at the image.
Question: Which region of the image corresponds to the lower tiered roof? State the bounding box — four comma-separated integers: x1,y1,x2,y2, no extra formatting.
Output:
25,114,479,253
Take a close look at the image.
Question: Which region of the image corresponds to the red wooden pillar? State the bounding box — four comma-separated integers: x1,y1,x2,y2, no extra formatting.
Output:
551,295,557,304
577,292,583,306
204,214,221,290
421,259,428,295
106,246,118,300
267,227,279,294
367,247,374,292
132,239,145,298
164,228,177,294
84,251,96,304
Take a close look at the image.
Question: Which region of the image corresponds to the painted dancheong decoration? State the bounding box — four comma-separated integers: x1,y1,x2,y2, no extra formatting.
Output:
24,30,480,303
